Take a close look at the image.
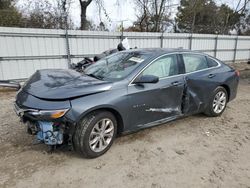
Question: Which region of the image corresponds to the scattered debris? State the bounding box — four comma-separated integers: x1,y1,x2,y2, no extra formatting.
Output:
0,80,21,90
175,149,186,155
157,147,163,152
94,163,105,170
204,131,211,137
234,124,239,129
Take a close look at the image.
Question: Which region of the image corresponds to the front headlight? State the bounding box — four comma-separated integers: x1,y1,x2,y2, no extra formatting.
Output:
29,109,69,119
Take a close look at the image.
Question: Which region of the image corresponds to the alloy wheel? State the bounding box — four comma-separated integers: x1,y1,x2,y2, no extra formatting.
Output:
89,118,114,152
213,91,227,114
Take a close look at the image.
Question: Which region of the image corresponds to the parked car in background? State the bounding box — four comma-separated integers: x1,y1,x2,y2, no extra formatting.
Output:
71,38,130,72
14,48,239,158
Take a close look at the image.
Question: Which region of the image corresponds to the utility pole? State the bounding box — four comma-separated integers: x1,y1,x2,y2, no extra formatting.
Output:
116,19,129,42
65,16,71,68
62,1,71,68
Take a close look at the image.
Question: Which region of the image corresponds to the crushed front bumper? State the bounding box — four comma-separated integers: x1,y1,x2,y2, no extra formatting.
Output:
14,103,70,146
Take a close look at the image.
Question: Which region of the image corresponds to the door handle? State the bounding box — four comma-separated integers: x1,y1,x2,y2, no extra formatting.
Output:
208,74,215,78
171,81,181,86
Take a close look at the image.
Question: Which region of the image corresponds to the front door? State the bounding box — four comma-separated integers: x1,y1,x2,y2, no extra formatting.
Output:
127,54,184,129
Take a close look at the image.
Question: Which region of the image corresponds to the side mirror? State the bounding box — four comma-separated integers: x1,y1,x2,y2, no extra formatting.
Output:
133,75,159,84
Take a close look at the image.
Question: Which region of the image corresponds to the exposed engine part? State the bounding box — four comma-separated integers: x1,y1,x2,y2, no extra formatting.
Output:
26,121,38,135
36,121,63,145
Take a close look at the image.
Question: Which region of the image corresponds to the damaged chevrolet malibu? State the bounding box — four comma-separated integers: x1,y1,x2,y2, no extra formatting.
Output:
14,49,239,158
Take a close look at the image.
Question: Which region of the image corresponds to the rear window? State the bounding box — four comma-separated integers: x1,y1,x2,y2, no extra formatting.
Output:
182,54,208,73
206,57,219,67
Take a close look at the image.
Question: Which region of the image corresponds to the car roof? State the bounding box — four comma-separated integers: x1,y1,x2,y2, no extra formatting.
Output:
124,48,204,56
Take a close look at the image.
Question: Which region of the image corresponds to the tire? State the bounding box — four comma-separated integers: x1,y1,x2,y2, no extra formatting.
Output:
204,86,228,117
73,111,117,158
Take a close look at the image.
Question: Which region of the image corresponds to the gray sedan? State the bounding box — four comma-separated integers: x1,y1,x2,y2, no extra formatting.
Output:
14,48,239,158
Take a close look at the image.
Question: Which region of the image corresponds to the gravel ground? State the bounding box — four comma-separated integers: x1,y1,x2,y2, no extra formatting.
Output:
0,79,250,188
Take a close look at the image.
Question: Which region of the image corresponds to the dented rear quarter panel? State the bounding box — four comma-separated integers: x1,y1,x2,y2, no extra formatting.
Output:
182,62,238,115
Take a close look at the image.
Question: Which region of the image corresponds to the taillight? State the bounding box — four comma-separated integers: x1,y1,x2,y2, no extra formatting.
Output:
235,70,240,77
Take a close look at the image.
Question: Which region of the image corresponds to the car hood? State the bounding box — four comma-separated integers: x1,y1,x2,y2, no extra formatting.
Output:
22,69,112,100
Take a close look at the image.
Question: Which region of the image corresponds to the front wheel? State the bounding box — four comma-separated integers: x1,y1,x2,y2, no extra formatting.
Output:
73,111,117,158
205,86,228,117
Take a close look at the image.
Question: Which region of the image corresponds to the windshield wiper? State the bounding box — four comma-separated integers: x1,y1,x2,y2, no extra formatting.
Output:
85,73,103,80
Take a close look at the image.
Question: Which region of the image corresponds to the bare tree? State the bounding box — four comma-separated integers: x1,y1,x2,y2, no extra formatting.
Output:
15,0,74,29
55,0,73,29
152,0,167,31
235,0,249,13
79,0,113,30
132,0,173,32
232,0,250,34
79,0,92,30
134,0,150,31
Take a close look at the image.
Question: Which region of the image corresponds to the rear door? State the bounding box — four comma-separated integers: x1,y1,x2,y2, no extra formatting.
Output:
127,54,185,129
180,53,220,114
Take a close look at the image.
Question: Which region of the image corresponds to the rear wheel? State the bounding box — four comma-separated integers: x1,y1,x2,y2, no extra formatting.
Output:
73,111,117,158
205,86,228,117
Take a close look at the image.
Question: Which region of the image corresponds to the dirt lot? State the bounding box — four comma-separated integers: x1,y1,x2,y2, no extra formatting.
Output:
0,79,250,188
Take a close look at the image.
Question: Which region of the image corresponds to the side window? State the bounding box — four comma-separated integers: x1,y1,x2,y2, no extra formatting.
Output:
182,54,208,73
206,57,219,67
142,55,179,78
